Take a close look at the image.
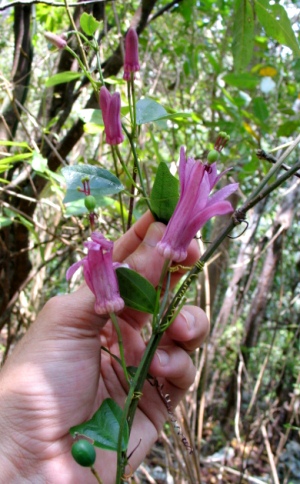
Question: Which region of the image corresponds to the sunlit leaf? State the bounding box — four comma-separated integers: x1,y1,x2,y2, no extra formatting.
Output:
223,73,259,89
255,0,300,57
62,165,123,203
46,72,82,87
232,0,254,71
136,98,167,125
80,12,101,36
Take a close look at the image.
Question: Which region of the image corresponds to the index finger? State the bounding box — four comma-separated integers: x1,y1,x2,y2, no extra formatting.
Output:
113,211,155,262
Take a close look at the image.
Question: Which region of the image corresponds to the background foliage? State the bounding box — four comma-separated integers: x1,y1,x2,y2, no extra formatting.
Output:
0,0,300,482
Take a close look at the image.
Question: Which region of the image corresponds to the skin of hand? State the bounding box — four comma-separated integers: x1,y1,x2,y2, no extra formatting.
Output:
0,212,209,484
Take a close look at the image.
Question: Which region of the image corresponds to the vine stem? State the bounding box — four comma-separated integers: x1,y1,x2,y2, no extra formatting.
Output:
122,124,153,214
110,312,130,384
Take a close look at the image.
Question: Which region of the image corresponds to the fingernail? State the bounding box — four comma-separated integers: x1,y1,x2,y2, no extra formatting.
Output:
156,349,169,367
181,309,195,330
144,223,165,248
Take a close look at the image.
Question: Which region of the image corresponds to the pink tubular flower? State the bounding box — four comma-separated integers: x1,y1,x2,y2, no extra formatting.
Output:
156,147,239,262
66,232,124,315
123,28,140,81
44,31,67,49
99,86,124,145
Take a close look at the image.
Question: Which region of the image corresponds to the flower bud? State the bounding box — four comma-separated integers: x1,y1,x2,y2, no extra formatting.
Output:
44,31,67,50
123,28,140,81
84,195,97,212
207,150,220,163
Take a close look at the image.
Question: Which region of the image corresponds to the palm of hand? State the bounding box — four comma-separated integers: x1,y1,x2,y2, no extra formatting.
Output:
0,217,208,484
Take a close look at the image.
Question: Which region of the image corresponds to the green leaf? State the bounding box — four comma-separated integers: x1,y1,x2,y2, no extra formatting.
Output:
0,141,30,148
70,399,128,452
62,165,123,203
79,109,103,125
116,268,157,313
150,162,179,224
136,98,167,125
80,12,101,36
1,153,33,163
45,72,82,88
0,216,13,229
232,0,254,71
277,120,300,137
223,73,259,89
253,97,269,122
255,0,300,57
31,152,48,173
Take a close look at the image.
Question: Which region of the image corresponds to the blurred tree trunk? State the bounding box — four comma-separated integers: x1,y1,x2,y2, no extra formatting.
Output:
0,0,164,325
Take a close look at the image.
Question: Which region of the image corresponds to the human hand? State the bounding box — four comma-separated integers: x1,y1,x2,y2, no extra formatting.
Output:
0,212,209,484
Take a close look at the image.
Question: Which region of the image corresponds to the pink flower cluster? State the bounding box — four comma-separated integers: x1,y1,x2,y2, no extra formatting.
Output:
66,233,124,316
156,147,239,262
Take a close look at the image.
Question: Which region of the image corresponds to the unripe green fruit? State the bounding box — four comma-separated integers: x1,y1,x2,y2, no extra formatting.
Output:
71,440,96,467
84,195,97,212
207,150,220,163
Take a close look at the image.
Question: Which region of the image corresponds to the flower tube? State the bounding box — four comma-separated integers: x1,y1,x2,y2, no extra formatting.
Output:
156,147,239,262
99,86,124,145
66,232,124,315
123,28,140,81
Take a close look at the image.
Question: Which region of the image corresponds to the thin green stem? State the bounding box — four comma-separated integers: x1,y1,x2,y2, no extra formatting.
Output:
130,73,137,133
122,124,153,213
114,145,141,193
127,80,134,127
91,467,103,484
152,259,170,331
64,0,90,73
65,46,98,93
111,147,126,233
110,312,130,385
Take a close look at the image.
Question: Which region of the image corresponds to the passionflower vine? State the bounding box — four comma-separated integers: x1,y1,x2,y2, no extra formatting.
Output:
156,147,239,262
123,28,140,81
66,232,124,315
99,86,124,145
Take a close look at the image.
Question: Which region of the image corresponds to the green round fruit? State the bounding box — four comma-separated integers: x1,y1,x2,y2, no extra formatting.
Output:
84,195,97,212
207,150,220,163
71,439,96,467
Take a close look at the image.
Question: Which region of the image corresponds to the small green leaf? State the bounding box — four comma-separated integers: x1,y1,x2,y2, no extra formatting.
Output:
256,0,300,57
223,73,258,89
136,98,167,125
31,152,48,173
253,97,269,122
116,268,157,313
0,216,13,229
232,0,254,71
80,12,101,36
62,165,123,203
79,109,103,125
277,120,300,137
0,141,29,148
150,162,179,224
45,72,82,88
70,399,128,452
